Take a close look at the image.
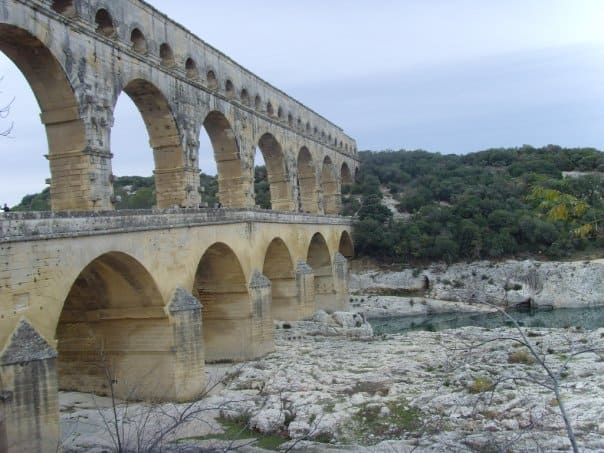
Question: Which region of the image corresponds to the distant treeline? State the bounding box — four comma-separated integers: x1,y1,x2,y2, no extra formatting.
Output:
345,145,604,263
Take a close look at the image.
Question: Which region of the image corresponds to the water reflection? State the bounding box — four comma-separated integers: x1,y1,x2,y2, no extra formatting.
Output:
371,306,604,335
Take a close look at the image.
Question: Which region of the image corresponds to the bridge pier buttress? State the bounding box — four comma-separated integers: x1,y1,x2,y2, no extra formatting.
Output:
0,320,60,453
296,261,316,319
332,252,351,312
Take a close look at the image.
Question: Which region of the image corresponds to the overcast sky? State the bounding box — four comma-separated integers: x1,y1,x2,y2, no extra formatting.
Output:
1,0,603,206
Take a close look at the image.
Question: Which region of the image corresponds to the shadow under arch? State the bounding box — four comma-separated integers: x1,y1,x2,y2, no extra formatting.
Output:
297,146,318,213
321,156,340,215
193,243,254,362
258,133,294,211
0,23,86,211
116,78,184,208
307,233,336,311
55,252,173,401
339,230,354,259
263,238,297,320
203,111,246,208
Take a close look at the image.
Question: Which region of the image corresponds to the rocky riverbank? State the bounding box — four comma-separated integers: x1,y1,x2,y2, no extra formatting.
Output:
351,259,604,311
61,316,604,452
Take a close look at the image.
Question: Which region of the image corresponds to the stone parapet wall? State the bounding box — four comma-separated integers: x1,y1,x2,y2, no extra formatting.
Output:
0,209,352,242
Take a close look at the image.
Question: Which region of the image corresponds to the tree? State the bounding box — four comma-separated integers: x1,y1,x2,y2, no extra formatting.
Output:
1,78,14,136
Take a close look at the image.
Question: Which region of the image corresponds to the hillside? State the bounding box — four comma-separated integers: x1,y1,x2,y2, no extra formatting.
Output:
346,145,604,263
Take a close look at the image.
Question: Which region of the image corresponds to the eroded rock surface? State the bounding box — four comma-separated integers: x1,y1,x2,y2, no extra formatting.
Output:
61,324,604,451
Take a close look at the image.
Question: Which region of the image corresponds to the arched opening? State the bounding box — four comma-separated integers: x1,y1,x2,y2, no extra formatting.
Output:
257,133,293,211
297,118,302,129
185,58,198,79
254,94,261,110
306,122,311,133
341,162,353,185
240,88,250,106
193,243,250,362
266,102,274,117
206,70,217,89
307,233,335,311
263,238,297,320
277,106,283,120
225,79,235,98
160,43,175,67
253,147,270,209
130,28,147,53
297,147,318,213
52,0,76,16
110,84,155,209
95,9,116,38
339,231,354,259
321,156,339,215
0,24,85,211
203,111,245,207
313,126,318,136
287,113,293,127
114,79,184,208
55,252,171,400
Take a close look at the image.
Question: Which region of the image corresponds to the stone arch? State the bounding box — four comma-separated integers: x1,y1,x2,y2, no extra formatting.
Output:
130,27,147,53
193,243,251,362
257,133,294,211
240,88,250,106
263,238,297,320
52,0,76,16
0,24,86,211
185,57,198,79
254,94,261,110
95,8,116,38
341,162,353,186
297,146,318,213
339,231,354,258
206,70,218,89
306,122,311,133
160,43,175,67
287,112,293,127
321,156,339,215
277,106,283,120
203,110,245,207
266,101,274,117
116,78,184,208
225,79,235,98
307,233,335,311
55,252,172,400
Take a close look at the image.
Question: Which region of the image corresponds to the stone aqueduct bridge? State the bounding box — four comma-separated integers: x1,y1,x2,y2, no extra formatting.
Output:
1,0,359,213
0,0,360,450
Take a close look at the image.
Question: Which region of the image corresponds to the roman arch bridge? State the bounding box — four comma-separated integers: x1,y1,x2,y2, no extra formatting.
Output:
0,0,360,451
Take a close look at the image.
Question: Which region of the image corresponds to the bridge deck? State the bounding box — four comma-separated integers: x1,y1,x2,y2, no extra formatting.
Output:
0,209,352,242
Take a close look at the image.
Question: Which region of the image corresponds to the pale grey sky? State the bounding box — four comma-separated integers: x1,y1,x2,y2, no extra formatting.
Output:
1,0,603,206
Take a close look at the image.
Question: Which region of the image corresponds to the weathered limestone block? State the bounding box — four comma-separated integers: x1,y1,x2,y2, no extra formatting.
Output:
249,272,276,358
332,252,350,312
0,320,59,453
296,260,316,319
167,288,205,401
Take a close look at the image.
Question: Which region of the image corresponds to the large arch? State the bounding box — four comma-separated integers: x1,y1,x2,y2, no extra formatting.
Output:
0,24,86,211
307,233,336,311
321,156,340,215
55,252,174,401
263,238,297,320
115,79,185,208
297,147,319,213
193,243,252,362
203,111,246,208
257,133,294,211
